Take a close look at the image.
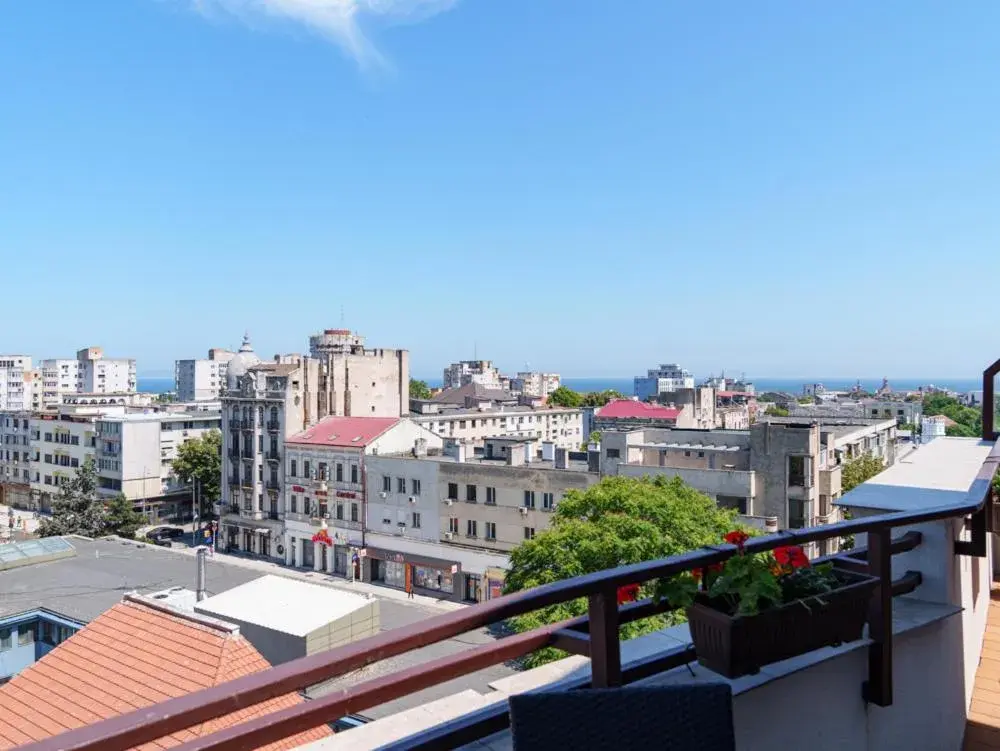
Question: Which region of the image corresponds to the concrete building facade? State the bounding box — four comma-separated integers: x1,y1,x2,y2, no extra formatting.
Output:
0,357,32,412
175,348,236,402
95,409,221,523
39,358,81,407
442,360,503,391
76,347,136,394
309,329,409,419
633,363,695,401
412,405,583,451
0,412,32,509
511,372,561,398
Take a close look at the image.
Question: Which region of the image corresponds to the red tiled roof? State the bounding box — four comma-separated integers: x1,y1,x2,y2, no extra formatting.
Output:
0,599,332,750
286,416,400,447
597,399,681,420
717,391,753,398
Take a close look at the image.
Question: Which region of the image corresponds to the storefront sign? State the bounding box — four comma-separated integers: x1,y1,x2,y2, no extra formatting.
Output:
292,485,305,493
314,490,327,497
359,548,368,558
336,490,356,499
451,564,459,574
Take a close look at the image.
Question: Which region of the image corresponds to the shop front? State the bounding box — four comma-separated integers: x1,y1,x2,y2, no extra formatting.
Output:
484,567,507,601
363,546,461,601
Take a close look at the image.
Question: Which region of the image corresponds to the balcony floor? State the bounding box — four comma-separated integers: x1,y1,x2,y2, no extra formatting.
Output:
965,587,1000,750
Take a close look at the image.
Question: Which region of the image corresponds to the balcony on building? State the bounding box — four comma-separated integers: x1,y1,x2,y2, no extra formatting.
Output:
14,366,1000,751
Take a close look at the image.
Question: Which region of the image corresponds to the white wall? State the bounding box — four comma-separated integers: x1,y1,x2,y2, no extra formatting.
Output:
365,455,443,544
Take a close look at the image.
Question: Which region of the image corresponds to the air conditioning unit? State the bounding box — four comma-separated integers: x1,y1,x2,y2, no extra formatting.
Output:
408,496,417,504
444,499,454,506
379,491,388,499
382,517,392,525
519,507,529,516
444,532,454,540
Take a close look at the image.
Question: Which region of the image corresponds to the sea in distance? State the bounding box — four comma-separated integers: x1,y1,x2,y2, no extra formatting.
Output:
137,376,983,396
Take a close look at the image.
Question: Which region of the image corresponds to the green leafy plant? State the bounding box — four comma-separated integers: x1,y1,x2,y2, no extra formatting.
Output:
657,530,841,617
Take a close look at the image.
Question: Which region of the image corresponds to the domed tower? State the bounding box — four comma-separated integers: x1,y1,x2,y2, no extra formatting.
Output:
226,332,261,390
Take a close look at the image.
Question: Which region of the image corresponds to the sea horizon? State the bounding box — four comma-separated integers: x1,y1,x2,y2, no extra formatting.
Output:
136,375,984,396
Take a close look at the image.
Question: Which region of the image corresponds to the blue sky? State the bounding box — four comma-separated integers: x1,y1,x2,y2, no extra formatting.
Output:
1,1,998,379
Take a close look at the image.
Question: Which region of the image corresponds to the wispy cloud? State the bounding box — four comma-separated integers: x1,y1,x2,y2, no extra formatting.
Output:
187,0,458,70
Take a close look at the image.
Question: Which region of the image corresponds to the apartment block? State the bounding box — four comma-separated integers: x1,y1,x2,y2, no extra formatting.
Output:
39,358,81,407
511,371,561,398
95,408,221,522
76,347,137,394
412,404,583,451
28,409,107,512
175,348,236,402
0,412,32,509
308,329,409,419
0,356,32,411
442,360,503,391
633,363,695,400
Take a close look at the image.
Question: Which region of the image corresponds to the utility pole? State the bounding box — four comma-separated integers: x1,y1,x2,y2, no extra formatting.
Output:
191,477,200,547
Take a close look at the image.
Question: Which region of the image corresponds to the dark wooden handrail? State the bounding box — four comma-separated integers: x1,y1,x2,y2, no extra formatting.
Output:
16,437,1000,751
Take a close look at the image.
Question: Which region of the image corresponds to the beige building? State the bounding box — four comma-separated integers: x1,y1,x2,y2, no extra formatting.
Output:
511,371,561,398
308,329,409,419
0,411,32,509
175,348,237,402
442,360,503,391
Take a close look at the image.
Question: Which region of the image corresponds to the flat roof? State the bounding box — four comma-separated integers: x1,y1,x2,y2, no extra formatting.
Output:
636,441,743,452
195,574,371,637
835,437,994,513
0,537,260,624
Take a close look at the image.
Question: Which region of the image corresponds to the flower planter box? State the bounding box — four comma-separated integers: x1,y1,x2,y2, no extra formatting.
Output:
685,568,878,679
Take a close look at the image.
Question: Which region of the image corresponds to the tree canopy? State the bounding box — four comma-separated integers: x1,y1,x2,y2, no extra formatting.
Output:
765,405,789,417
37,458,142,539
171,430,222,516
503,476,740,668
841,454,885,494
547,387,624,409
923,393,981,438
409,379,432,400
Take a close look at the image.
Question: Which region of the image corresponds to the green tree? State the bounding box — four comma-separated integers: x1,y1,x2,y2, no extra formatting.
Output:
503,476,739,668
547,386,583,408
765,405,789,417
37,458,109,538
171,430,222,517
841,454,885,494
104,493,144,539
409,379,432,400
581,390,624,408
923,393,981,436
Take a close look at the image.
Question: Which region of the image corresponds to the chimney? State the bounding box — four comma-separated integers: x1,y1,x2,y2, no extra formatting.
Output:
541,441,556,462
554,447,569,469
196,547,207,602
413,438,428,458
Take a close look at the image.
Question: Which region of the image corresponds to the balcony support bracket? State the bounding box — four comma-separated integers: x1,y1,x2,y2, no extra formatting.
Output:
862,528,893,707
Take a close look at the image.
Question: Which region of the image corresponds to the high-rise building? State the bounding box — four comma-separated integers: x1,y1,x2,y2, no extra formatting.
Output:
0,356,32,411
442,360,503,391
76,347,136,394
633,363,695,401
309,329,409,418
175,348,237,402
511,371,561,398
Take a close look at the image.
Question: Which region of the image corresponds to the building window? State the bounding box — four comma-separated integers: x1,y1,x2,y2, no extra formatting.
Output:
459,421,466,429
336,503,344,520
290,495,297,513
336,463,343,482
351,464,358,484
411,478,421,496
485,522,496,540
304,461,311,478
486,487,496,505
397,477,406,494
0,628,10,650
351,503,359,522
466,484,477,503
523,491,536,509
606,448,620,459
412,512,421,529
542,492,554,510
448,517,459,534
447,482,458,500
466,520,478,538
382,475,391,493
290,460,297,477
258,435,263,452
318,463,328,481
524,527,535,540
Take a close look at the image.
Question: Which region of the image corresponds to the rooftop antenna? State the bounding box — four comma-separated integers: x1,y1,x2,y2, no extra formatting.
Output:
340,305,345,327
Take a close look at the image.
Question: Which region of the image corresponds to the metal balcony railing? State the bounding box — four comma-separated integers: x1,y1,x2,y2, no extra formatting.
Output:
16,359,1000,751
266,420,280,432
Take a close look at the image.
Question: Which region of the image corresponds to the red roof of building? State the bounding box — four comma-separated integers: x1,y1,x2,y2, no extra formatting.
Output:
718,391,754,398
0,598,331,750
286,416,400,447
597,399,681,420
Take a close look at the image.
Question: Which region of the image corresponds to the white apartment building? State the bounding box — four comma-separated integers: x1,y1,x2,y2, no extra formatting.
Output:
28,408,112,512
77,347,136,394
39,358,81,407
442,360,503,391
511,372,561,398
0,412,32,509
633,363,696,401
175,348,236,402
95,409,221,522
412,405,583,451
281,416,440,576
0,356,32,411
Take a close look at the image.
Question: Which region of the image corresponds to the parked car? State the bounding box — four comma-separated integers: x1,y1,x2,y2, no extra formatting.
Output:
146,527,185,546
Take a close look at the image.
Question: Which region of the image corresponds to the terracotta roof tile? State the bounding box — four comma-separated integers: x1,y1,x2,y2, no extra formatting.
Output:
597,399,682,421
0,599,333,750
286,416,399,448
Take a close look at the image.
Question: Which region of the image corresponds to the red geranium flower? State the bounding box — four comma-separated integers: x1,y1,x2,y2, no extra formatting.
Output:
723,530,749,551
616,583,641,605
774,545,809,569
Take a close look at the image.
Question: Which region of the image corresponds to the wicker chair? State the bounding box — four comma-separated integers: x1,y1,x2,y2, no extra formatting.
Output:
508,683,735,751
